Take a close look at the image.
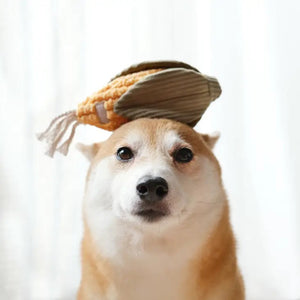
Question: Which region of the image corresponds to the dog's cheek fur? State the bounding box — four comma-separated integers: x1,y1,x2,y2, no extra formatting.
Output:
84,158,115,212
85,158,139,222
110,167,139,218
174,155,222,216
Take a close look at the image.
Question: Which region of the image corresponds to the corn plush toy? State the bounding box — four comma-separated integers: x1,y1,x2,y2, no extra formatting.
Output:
37,61,221,157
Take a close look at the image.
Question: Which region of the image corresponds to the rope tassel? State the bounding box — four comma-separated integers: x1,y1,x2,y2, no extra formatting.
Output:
36,110,80,158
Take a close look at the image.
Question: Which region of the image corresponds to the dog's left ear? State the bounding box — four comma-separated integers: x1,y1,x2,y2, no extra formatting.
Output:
76,142,102,161
200,132,220,150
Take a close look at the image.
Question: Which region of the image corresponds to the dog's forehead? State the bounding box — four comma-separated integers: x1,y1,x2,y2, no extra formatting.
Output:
120,127,185,149
161,130,185,148
106,118,205,153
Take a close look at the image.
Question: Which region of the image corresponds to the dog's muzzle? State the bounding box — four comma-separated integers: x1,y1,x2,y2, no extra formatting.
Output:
134,176,169,222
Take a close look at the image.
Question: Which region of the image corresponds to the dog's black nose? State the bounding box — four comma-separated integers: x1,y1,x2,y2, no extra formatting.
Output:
136,176,168,202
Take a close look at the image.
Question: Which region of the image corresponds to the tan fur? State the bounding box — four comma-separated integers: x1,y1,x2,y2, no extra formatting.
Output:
78,223,112,299
186,204,244,300
77,118,244,300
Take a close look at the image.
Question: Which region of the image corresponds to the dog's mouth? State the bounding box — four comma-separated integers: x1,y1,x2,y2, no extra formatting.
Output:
134,205,169,222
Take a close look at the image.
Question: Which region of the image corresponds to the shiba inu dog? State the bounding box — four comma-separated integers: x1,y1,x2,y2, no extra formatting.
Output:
77,118,244,300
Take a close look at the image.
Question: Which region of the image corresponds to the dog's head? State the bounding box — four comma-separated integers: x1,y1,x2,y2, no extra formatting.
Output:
79,118,222,228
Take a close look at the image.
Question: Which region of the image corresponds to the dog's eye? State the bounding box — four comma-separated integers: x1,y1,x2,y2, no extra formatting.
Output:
116,147,134,161
173,148,193,163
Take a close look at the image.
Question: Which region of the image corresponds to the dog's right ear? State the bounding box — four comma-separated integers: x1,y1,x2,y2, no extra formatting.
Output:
200,132,220,150
76,142,102,161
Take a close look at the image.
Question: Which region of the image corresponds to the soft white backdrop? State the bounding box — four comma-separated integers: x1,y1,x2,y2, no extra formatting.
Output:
1,0,299,299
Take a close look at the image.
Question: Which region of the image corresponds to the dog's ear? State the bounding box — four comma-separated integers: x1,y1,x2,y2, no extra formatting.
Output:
200,132,220,150
76,142,102,161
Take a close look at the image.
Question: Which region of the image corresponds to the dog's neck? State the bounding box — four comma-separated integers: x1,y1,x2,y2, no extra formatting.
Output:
78,199,242,300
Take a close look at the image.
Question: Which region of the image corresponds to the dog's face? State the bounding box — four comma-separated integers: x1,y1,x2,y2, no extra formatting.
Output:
80,118,222,228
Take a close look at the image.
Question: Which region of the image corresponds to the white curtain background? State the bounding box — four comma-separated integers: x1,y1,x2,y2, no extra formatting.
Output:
1,0,299,299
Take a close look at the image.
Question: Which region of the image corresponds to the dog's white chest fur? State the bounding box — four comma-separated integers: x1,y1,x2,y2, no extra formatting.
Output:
86,201,224,300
